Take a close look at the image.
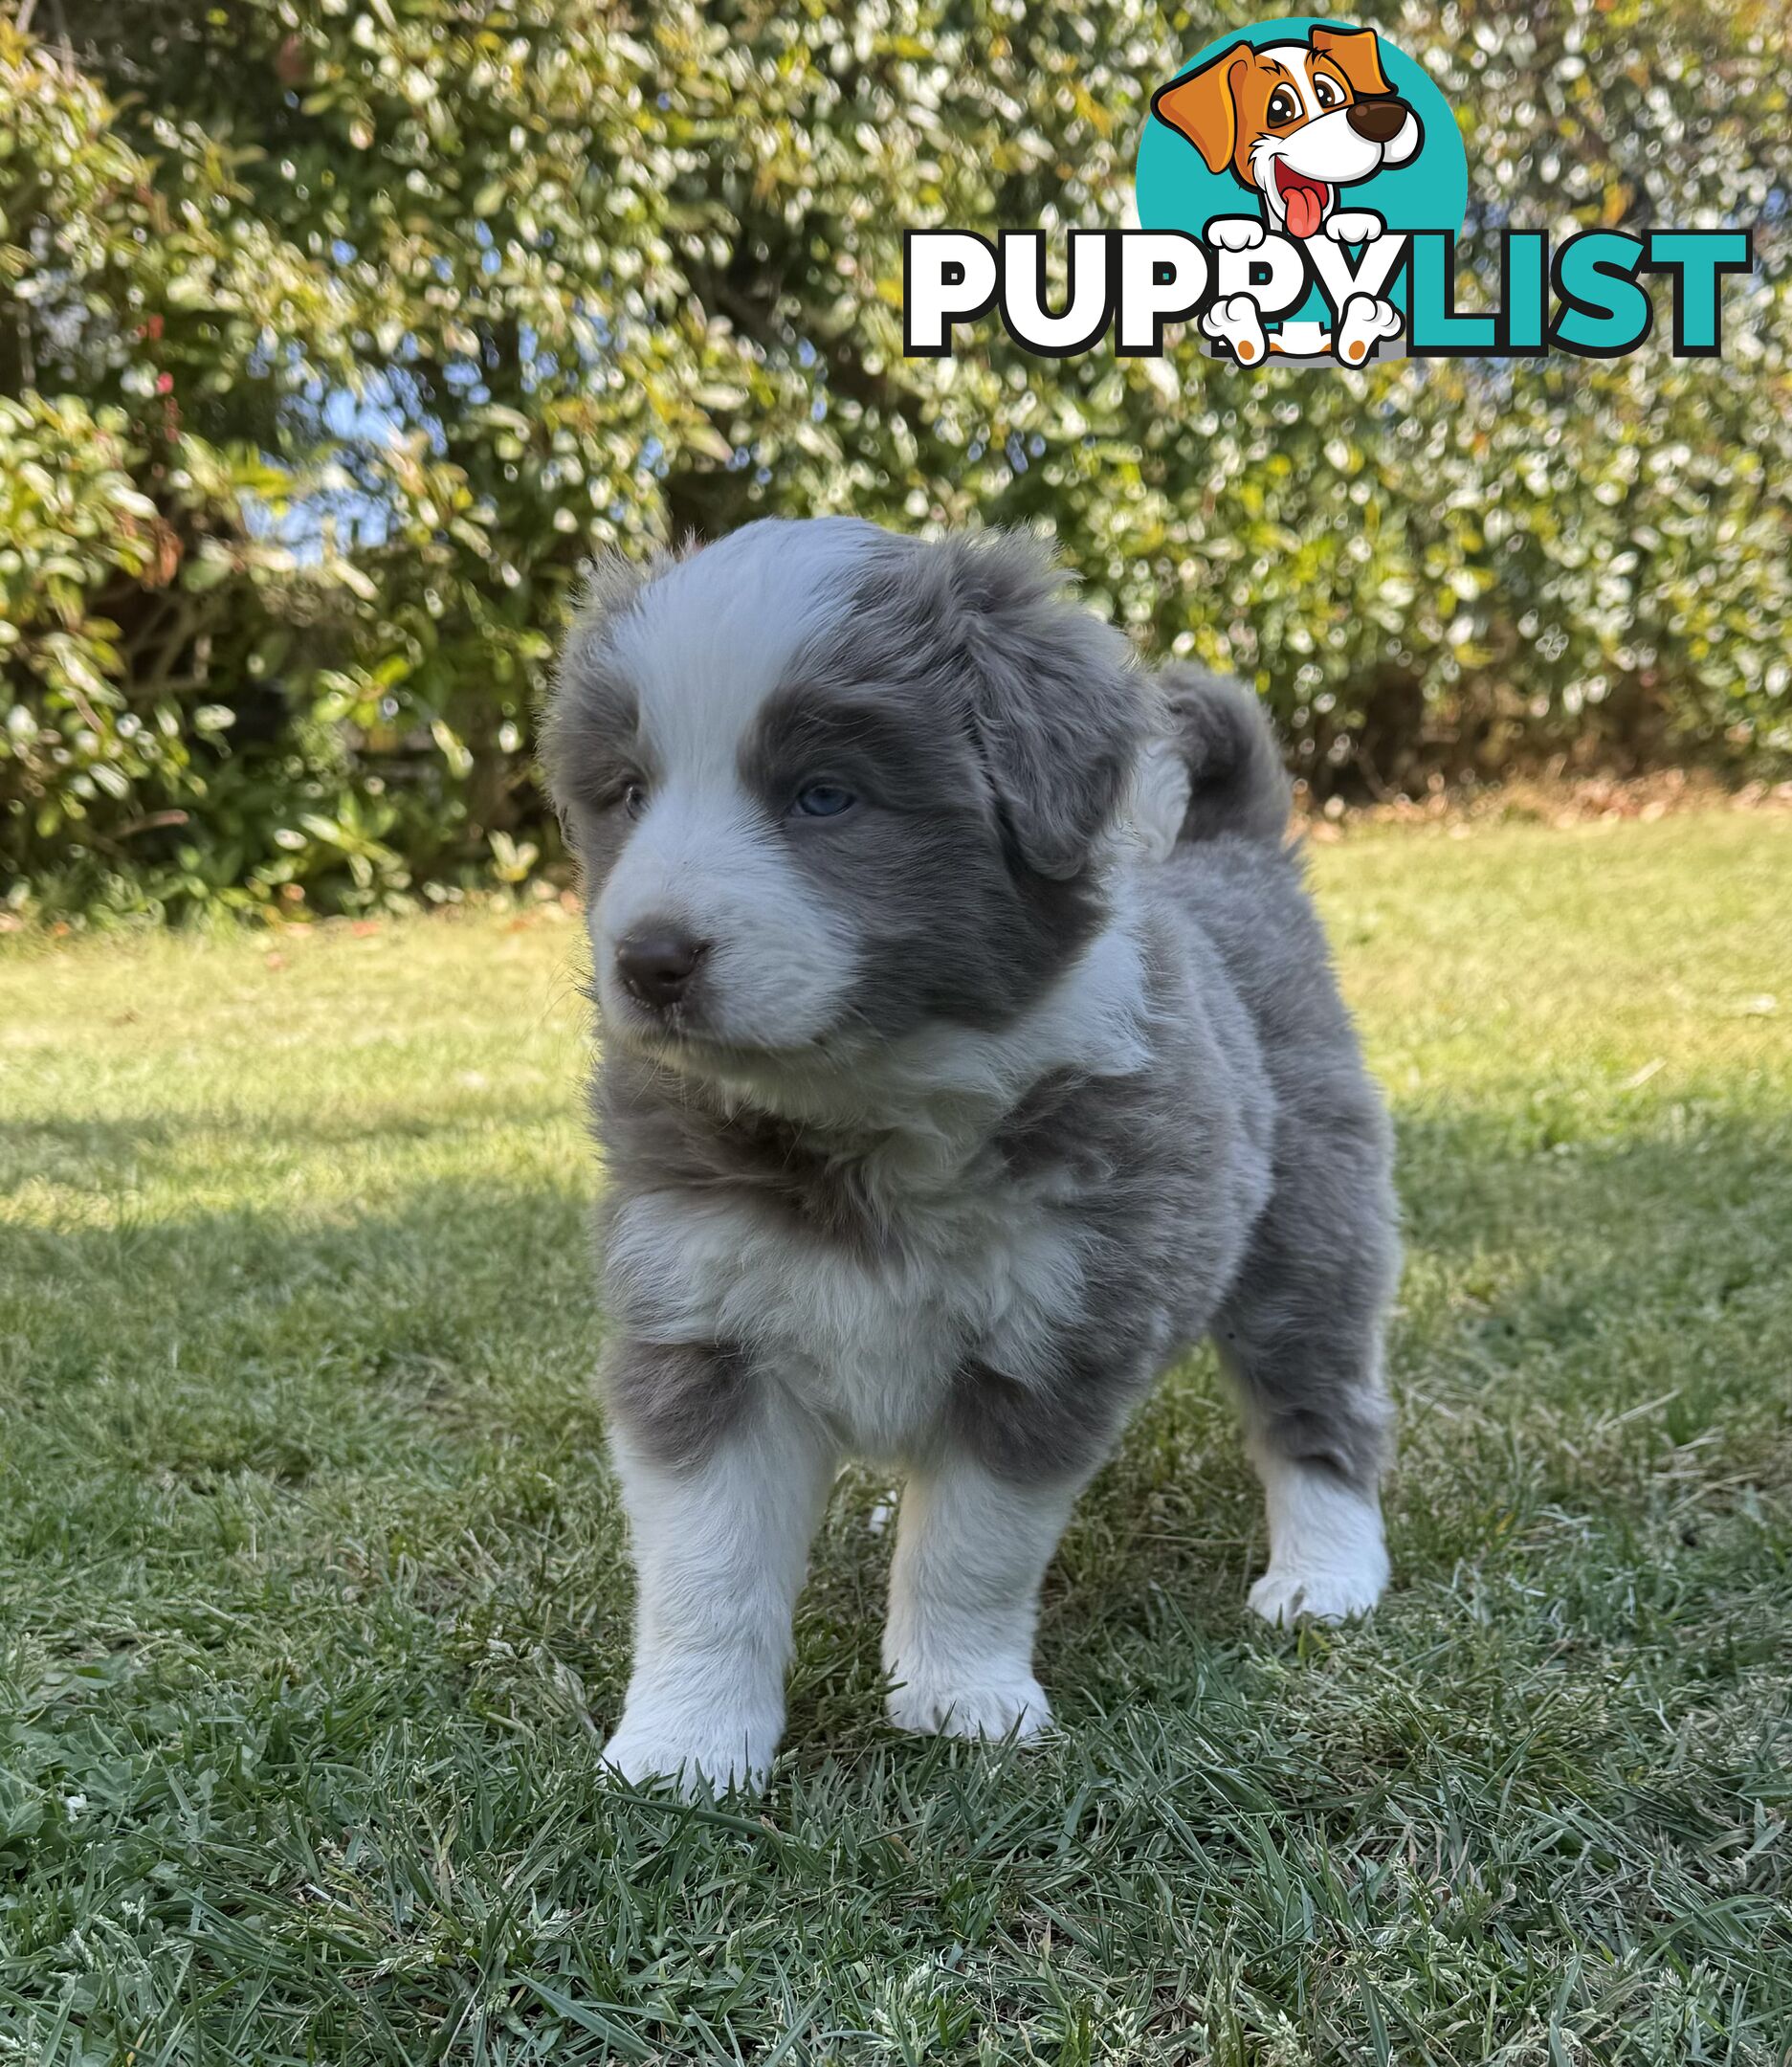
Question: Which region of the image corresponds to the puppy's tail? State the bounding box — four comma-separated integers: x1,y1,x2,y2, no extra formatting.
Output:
1156,664,1294,847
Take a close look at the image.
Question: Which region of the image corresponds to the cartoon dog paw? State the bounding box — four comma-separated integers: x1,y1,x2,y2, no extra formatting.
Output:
1206,215,1267,254
1334,292,1403,365
1200,292,1269,366
1323,210,1386,246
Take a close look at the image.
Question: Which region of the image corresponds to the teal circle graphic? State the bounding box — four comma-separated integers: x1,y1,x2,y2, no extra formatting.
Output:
1136,16,1467,329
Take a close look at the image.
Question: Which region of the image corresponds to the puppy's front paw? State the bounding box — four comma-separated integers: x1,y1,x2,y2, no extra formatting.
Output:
886,1665,1051,1743
1207,215,1268,253
601,1703,776,1795
1248,1546,1390,1628
1323,209,1385,244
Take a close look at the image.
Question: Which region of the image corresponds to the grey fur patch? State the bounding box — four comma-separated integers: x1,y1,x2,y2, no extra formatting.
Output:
539,552,658,793
600,1333,757,1470
807,529,1145,881
948,1353,1133,1483
594,1047,892,1258
740,670,1101,1037
946,912,1273,1479
538,550,663,884
1178,834,1401,1491
759,527,1150,1034
947,835,1400,1490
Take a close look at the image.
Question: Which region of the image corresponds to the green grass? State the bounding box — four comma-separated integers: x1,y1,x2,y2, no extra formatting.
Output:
3,811,1789,2065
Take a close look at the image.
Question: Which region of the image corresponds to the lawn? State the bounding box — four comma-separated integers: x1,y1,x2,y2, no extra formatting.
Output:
2,810,1789,2065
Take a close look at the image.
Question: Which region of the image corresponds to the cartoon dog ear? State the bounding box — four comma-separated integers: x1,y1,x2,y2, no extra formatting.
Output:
1153,46,1250,175
940,532,1144,880
1310,25,1393,98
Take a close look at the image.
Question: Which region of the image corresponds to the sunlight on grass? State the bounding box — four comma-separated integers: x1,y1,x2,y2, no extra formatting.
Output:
2,811,1788,2063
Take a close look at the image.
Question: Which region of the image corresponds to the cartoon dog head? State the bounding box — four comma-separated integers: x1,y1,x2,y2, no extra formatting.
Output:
1153,26,1422,240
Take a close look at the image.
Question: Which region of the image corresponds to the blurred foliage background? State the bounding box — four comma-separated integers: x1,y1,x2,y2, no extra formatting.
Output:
2,0,1787,920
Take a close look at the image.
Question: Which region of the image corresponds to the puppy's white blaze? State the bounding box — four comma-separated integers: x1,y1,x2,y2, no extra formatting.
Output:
594,781,858,1049
1248,1446,1390,1626
592,518,878,1049
607,517,886,786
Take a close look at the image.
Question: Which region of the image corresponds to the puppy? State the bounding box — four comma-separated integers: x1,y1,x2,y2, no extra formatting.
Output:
1153,26,1422,242
542,520,1400,1793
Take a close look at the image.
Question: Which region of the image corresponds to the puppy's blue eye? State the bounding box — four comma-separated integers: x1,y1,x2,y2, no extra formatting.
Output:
623,781,650,820
791,783,857,819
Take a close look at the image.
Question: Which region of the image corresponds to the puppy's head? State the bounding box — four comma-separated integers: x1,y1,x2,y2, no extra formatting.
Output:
542,520,1142,1075
1154,28,1421,238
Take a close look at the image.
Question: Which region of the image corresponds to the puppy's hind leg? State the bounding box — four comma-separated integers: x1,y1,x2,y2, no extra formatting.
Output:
1215,1159,1400,1626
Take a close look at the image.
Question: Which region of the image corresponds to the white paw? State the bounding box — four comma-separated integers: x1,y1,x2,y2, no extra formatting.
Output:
601,1707,775,1795
1324,210,1384,245
1207,214,1267,253
1334,292,1403,366
1249,1545,1389,1627
887,1666,1052,1743
1200,292,1269,366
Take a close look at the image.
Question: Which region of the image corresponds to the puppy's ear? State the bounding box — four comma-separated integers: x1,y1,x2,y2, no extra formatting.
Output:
1153,45,1250,175
1310,25,1392,98
940,531,1143,881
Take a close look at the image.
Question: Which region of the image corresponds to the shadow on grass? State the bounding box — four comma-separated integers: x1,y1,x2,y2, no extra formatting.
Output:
6,1093,1787,1476
0,1104,578,1196
6,1100,1786,1687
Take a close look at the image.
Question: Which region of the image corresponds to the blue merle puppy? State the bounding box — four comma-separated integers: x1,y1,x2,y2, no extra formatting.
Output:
542,518,1399,1792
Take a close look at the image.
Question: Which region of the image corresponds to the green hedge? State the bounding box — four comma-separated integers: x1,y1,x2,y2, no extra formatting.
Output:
3,1,1788,919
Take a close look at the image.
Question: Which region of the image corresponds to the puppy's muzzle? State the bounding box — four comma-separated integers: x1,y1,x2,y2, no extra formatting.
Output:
1346,98,1409,144
616,927,708,1011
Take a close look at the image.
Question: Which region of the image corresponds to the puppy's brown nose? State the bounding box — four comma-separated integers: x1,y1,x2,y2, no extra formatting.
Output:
616,929,706,1010
1346,98,1408,143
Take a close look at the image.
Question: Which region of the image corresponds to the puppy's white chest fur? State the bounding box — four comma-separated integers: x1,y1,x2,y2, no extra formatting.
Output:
604,904,1156,1458
605,1166,1084,1457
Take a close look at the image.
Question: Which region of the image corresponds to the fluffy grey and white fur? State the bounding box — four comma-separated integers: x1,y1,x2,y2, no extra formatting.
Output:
542,518,1399,1793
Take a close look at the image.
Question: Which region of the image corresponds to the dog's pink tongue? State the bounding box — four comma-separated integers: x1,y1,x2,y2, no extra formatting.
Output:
1284,182,1324,239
